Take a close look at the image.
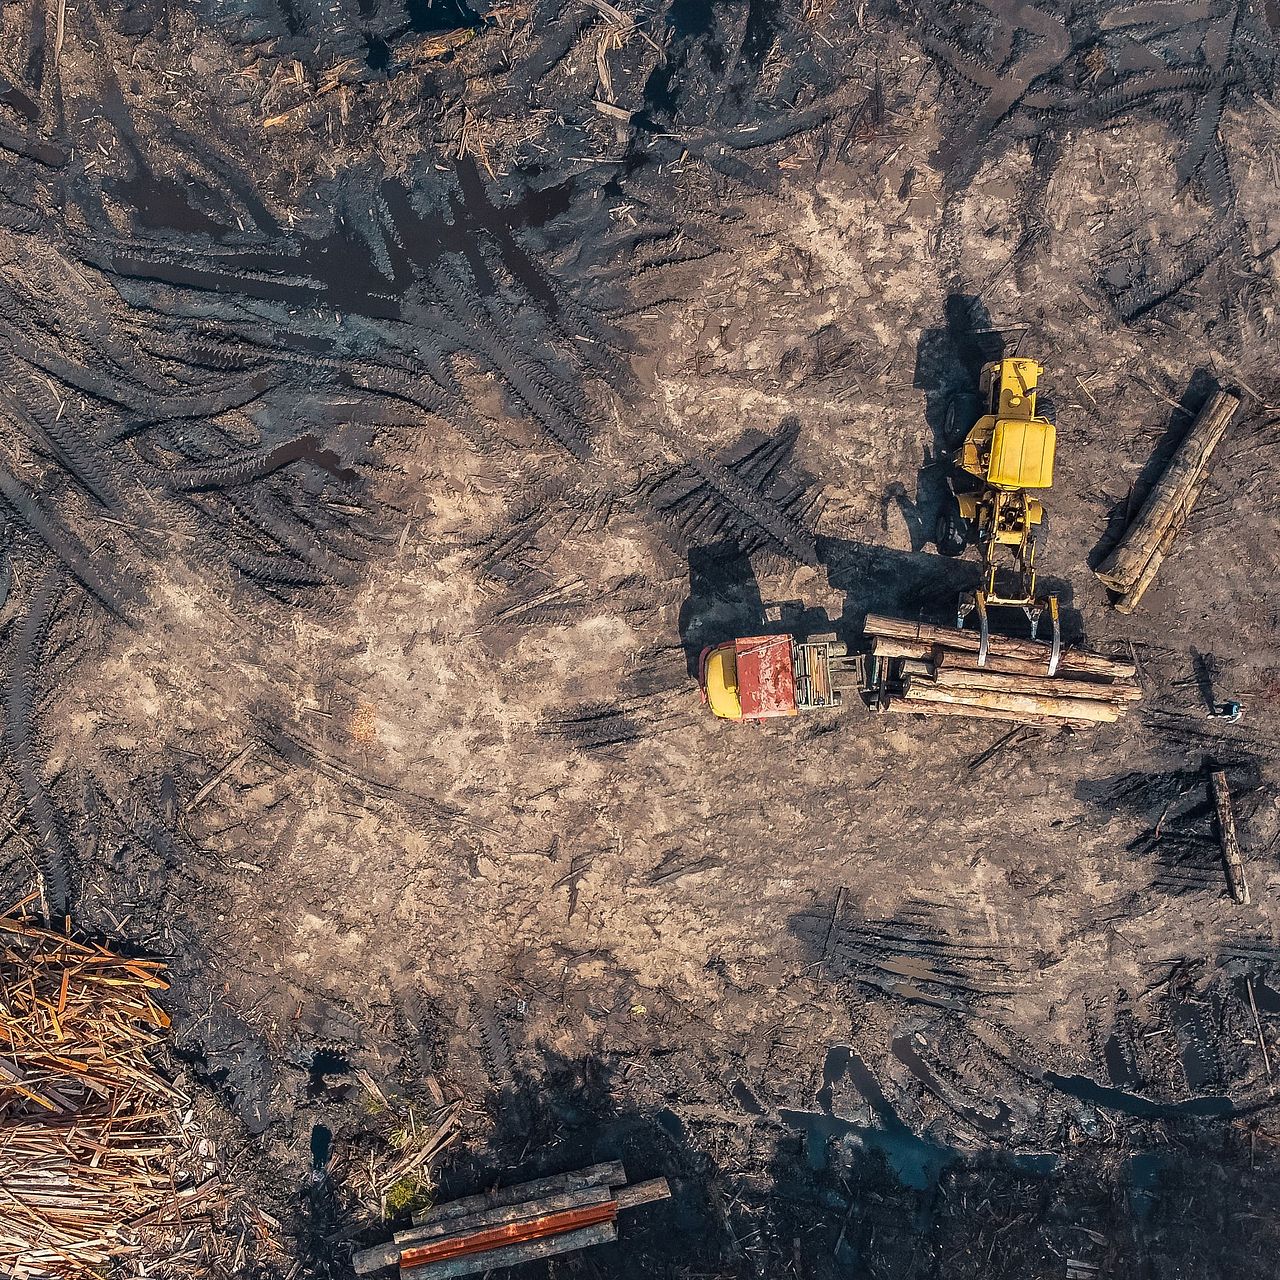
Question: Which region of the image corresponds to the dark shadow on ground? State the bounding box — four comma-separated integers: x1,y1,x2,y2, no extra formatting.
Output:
816,536,1082,645
905,294,1005,552
1191,649,1219,713
1090,369,1218,569
677,541,768,675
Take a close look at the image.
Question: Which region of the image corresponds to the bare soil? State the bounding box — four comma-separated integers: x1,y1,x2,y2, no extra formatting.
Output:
2,1,1280,1276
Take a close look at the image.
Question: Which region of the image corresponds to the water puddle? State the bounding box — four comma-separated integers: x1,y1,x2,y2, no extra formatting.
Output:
816,1043,851,1114
269,435,360,484
891,1035,1011,1138
1104,1032,1142,1090
310,1122,332,1171
110,158,568,323
1043,1072,1233,1118
110,141,230,238
405,0,480,34
0,76,39,123
785,1045,1043,1191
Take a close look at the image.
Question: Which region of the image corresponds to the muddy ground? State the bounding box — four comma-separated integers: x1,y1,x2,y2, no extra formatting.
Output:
2,0,1280,1276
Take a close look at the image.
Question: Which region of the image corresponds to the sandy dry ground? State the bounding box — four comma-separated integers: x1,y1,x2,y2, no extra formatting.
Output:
2,1,1280,1276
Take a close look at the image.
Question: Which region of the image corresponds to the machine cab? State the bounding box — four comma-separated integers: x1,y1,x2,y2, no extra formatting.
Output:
700,643,743,720
963,358,1056,491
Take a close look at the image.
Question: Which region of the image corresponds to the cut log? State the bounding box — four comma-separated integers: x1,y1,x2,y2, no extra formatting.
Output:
864,615,1136,678
890,645,1131,686
399,1202,617,1271
1113,453,1216,615
1209,769,1250,905
1096,389,1239,593
409,1162,625,1228
886,697,1094,728
400,1221,617,1279
933,649,1125,682
929,667,1142,703
903,681,1120,723
615,1178,671,1210
899,659,935,678
343,1173,665,1276
394,1187,613,1247
870,637,933,662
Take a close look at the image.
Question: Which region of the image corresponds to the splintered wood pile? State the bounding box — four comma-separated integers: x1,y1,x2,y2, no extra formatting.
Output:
353,1161,671,1278
864,615,1140,728
0,899,212,1279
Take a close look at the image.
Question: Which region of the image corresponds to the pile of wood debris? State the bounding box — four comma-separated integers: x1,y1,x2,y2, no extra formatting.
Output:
0,899,218,1278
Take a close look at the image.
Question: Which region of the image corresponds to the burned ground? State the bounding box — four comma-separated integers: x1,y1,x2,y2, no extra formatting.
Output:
2,0,1280,1276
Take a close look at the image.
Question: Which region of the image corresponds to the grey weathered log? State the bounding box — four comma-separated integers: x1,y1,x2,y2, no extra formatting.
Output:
890,640,1126,682
929,667,1141,703
1096,389,1239,593
393,1187,612,1246
886,697,1094,729
1210,769,1250,905
865,617,1135,678
898,658,935,679
1113,450,1216,614
410,1162,625,1227
902,681,1119,723
933,647,1134,681
399,1222,617,1278
615,1178,671,1210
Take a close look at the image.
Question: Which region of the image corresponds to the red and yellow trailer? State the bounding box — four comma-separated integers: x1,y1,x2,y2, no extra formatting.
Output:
698,633,850,721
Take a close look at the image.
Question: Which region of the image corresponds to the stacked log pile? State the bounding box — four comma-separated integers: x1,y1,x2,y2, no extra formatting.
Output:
0,898,215,1279
1095,389,1240,613
354,1161,671,1278
865,615,1140,728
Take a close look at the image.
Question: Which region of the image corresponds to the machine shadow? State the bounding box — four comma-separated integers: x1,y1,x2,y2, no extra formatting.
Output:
906,294,1006,552
816,537,1082,646
677,541,769,676
1089,368,1218,570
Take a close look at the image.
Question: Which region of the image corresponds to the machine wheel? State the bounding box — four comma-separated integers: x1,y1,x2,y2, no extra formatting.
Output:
935,504,971,557
943,392,979,449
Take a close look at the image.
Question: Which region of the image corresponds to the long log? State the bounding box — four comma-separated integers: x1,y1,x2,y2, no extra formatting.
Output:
1209,770,1250,905
903,681,1120,723
886,697,1095,729
1113,452,1215,615
400,1222,617,1279
929,667,1142,703
879,637,1108,680
390,1188,614,1252
933,648,1127,682
1096,389,1239,593
399,1202,617,1271
864,616,1136,678
409,1162,625,1228
615,1178,671,1210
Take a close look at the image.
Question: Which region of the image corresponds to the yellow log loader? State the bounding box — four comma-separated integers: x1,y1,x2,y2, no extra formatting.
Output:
936,356,1061,674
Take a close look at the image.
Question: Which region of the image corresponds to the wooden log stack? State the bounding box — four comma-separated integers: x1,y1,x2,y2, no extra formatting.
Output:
864,615,1140,728
353,1162,671,1278
1094,389,1240,613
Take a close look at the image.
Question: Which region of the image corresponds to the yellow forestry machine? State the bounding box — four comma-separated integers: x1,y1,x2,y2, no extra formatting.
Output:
936,356,1060,674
